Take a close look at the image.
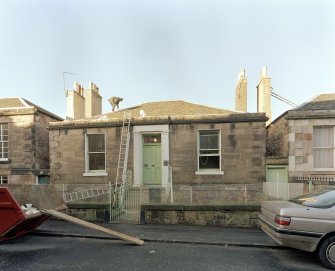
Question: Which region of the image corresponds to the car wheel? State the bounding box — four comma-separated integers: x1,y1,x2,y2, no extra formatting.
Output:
319,236,335,270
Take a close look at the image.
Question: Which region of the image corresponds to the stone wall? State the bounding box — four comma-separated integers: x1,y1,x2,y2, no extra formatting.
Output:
8,115,35,169
34,113,58,170
170,122,266,185
66,203,108,222
0,111,61,184
142,205,260,228
288,117,335,178
49,126,129,184
0,114,35,184
266,113,288,158
63,203,260,227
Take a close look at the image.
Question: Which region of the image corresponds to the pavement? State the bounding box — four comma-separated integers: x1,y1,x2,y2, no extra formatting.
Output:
33,219,280,248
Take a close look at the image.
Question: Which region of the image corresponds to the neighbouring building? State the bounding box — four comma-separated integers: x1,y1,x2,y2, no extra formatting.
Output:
0,98,63,184
266,94,335,182
49,100,268,189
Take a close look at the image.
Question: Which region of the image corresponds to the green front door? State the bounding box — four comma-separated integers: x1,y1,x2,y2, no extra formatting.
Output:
143,135,162,185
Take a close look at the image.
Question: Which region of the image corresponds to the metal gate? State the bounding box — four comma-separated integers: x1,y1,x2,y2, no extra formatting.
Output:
109,182,141,224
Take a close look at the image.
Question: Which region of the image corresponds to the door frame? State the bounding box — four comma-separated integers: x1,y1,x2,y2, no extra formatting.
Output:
133,125,169,187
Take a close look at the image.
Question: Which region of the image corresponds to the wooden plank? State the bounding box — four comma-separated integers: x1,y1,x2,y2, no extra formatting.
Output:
41,209,144,246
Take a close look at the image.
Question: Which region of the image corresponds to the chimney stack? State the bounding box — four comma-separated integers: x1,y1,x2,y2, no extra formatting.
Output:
66,81,102,120
85,81,102,118
235,69,248,112
66,81,85,120
257,67,272,125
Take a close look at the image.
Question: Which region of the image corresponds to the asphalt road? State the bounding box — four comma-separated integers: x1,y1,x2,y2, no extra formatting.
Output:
0,235,328,271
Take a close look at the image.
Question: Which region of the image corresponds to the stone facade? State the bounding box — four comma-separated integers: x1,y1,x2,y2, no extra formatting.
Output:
49,111,267,187
49,126,125,184
0,98,62,184
288,116,335,178
170,122,266,185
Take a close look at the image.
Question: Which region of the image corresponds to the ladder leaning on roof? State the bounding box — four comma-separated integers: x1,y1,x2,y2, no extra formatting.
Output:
115,111,131,188
111,111,132,219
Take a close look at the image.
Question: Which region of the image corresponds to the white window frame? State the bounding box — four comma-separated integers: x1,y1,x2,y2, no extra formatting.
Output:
196,129,224,175
313,126,335,170
0,123,9,161
0,176,8,184
83,133,108,177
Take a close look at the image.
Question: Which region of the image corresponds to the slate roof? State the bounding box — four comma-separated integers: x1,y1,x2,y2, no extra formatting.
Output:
50,100,267,130
292,94,335,111
0,97,63,120
0,97,29,108
92,100,236,120
276,93,335,122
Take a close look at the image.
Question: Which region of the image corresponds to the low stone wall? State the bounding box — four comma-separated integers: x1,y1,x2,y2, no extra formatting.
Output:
142,204,260,228
65,203,109,222
64,203,261,227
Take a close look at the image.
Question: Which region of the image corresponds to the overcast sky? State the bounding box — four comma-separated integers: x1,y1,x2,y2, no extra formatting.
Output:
0,0,334,120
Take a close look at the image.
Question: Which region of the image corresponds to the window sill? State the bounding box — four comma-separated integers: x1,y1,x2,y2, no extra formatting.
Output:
312,168,335,171
83,172,108,177
0,159,10,164
195,170,224,176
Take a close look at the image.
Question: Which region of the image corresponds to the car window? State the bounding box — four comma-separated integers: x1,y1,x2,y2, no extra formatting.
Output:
289,189,335,208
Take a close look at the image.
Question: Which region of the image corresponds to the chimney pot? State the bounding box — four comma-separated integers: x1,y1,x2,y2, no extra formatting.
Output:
74,81,80,92
261,66,268,78
237,69,246,81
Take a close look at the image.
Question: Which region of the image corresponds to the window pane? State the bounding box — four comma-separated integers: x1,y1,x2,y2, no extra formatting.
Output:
89,153,105,170
88,134,105,152
314,127,334,148
0,124,9,158
200,131,219,150
198,130,220,170
199,156,220,169
0,176,8,184
313,127,334,168
38,176,50,185
314,149,333,168
143,135,161,144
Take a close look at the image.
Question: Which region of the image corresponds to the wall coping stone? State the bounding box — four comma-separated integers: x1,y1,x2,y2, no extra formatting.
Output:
141,204,260,212
67,203,109,209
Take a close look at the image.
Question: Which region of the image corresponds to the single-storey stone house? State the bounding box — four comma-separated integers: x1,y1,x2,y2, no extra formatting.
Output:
266,94,335,182
49,100,267,188
0,98,63,184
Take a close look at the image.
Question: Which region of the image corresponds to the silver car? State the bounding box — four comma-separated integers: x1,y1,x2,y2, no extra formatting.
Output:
258,188,335,270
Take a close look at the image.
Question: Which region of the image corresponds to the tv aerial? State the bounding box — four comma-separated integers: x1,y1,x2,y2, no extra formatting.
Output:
63,71,77,97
